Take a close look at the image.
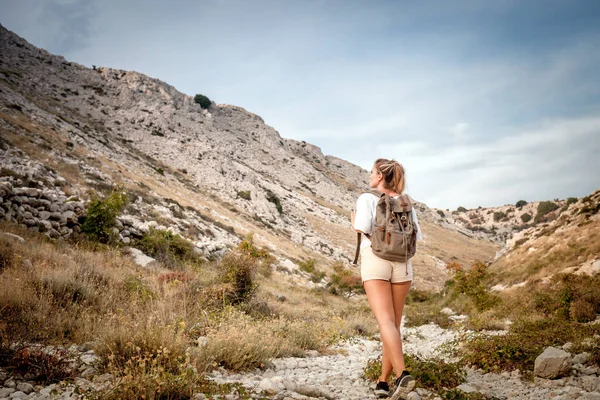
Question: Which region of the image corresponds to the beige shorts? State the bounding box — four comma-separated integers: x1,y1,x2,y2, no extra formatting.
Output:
360,246,413,283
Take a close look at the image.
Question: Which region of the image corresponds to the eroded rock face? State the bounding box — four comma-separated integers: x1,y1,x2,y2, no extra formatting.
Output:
535,346,572,379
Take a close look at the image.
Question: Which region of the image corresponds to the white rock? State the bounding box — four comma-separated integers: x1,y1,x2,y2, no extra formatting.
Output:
535,346,572,379
80,353,99,365
15,383,33,394
126,247,159,268
0,232,25,243
573,352,590,365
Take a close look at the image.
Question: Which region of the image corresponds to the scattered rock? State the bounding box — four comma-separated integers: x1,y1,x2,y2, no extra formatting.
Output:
15,382,34,394
126,247,159,268
0,232,25,243
535,347,572,379
573,352,590,365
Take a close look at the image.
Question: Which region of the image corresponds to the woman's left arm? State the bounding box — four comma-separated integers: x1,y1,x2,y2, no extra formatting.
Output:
412,208,423,241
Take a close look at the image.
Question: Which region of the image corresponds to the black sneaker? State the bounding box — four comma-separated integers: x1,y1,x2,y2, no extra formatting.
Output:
390,371,415,400
374,381,390,398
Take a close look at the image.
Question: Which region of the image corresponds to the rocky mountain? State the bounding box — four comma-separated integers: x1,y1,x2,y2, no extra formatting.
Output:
0,23,498,291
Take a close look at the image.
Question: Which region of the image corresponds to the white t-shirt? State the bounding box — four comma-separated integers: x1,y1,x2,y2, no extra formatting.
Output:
353,192,423,249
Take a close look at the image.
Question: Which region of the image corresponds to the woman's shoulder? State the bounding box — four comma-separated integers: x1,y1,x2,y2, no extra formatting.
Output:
357,191,380,203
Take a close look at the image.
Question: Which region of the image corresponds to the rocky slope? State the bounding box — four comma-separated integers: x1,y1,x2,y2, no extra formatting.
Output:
0,23,498,291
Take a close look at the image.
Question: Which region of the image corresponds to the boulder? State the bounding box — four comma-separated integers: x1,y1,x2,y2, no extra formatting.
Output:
127,247,159,269
573,352,590,365
16,382,34,394
0,182,13,197
534,346,572,379
0,232,25,243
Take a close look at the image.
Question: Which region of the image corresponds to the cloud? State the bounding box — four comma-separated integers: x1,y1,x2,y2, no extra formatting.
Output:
1,0,598,209
0,0,96,54
388,116,600,209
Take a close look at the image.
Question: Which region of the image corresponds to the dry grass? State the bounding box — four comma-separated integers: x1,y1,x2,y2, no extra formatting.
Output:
0,221,376,395
491,213,600,285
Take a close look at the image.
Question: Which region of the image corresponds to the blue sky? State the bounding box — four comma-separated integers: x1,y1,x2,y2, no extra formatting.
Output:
2,0,599,209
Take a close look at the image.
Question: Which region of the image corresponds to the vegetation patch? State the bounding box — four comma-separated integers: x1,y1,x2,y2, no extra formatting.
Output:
194,93,211,109
81,187,127,243
136,227,202,269
534,201,559,223
266,190,283,214
237,190,251,200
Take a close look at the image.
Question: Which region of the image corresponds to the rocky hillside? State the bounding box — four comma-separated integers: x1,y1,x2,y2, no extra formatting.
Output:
0,23,498,291
488,189,600,287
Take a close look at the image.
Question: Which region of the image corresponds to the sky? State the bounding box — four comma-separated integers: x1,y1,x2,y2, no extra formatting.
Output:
1,0,600,209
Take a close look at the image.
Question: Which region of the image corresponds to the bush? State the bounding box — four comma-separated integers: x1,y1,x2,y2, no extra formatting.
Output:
520,213,532,223
566,197,578,206
534,201,559,223
363,354,466,392
218,251,258,305
194,94,211,109
437,210,445,218
406,354,466,391
266,190,283,214
328,262,364,298
446,261,500,311
237,233,275,276
493,211,506,222
237,190,251,201
10,346,75,384
136,227,200,268
298,259,316,274
81,188,127,243
457,206,467,213
516,200,527,208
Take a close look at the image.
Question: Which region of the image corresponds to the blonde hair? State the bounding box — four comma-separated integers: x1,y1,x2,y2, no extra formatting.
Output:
374,158,405,194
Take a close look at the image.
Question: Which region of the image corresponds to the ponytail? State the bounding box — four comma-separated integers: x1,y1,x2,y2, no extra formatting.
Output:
374,158,405,194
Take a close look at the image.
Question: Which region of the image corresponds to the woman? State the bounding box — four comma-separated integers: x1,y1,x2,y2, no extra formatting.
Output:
352,158,422,400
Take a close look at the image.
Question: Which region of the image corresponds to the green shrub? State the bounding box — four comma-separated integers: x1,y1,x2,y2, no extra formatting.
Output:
123,276,155,302
460,316,596,373
237,190,251,201
566,197,578,206
493,211,506,222
81,188,127,243
136,227,200,268
520,213,532,223
534,201,559,223
298,259,316,274
516,200,527,208
218,251,258,305
363,354,466,392
237,234,275,276
194,94,211,109
446,261,500,312
437,210,445,218
266,191,283,214
406,354,466,391
457,206,467,213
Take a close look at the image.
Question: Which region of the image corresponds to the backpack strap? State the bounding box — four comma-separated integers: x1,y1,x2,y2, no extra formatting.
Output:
352,232,361,265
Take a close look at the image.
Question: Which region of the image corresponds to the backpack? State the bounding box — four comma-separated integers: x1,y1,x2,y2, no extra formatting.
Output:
352,192,417,264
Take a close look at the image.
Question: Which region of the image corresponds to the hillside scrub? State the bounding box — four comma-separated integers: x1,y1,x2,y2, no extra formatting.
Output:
136,227,202,269
405,257,600,375
534,200,559,223
81,187,127,243
0,221,375,396
193,94,211,109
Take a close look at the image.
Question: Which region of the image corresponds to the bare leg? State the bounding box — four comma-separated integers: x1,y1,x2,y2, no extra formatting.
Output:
380,281,411,382
364,280,409,379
